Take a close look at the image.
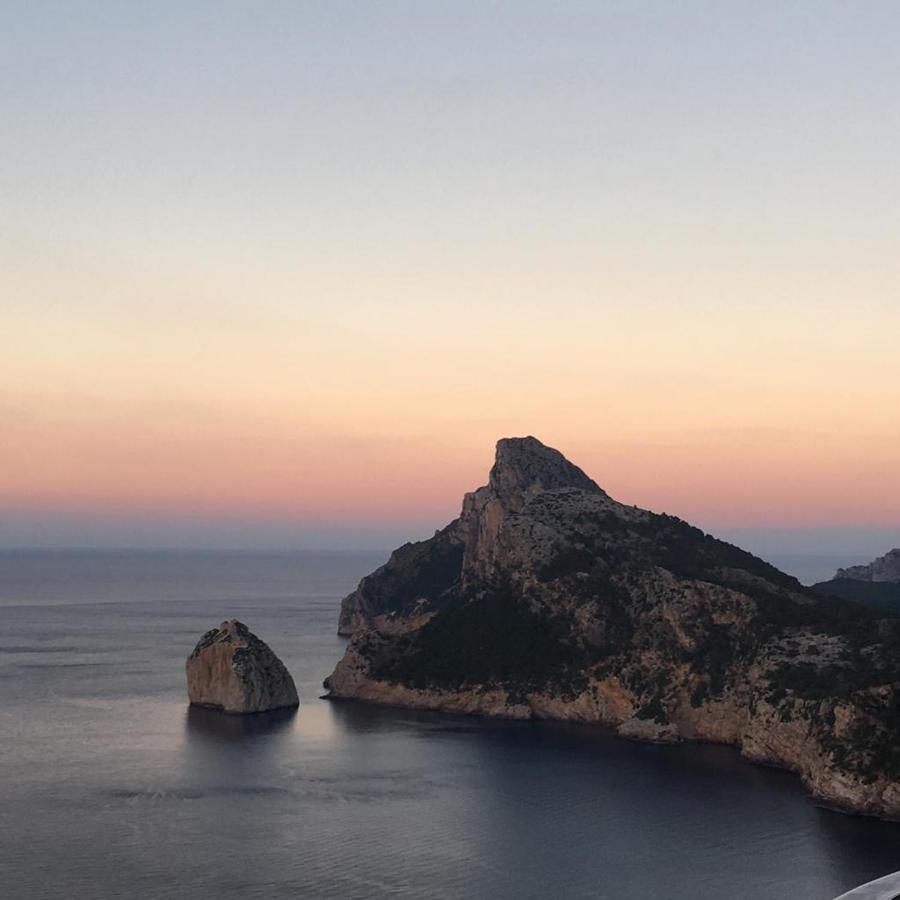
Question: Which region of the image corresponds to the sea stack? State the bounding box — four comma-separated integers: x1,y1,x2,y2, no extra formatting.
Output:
186,619,299,714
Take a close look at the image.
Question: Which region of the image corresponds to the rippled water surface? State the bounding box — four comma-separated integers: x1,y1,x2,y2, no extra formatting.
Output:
2,550,899,899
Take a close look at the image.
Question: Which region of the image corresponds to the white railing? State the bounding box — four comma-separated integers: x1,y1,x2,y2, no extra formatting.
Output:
834,872,900,900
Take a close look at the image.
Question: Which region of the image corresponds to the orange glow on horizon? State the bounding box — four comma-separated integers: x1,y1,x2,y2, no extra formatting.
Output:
5,3,900,545
5,385,899,530
4,174,899,537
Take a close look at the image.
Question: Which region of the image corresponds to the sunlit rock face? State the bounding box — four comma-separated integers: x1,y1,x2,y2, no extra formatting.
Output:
186,619,299,714
336,436,624,636
327,436,900,820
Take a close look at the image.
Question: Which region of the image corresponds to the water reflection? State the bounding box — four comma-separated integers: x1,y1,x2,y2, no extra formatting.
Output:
9,541,900,900
184,703,298,741
325,696,900,898
326,695,509,737
812,806,900,895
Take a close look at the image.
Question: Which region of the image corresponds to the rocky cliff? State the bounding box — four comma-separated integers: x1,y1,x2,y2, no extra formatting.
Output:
811,550,900,614
837,549,900,583
327,437,900,819
187,619,299,714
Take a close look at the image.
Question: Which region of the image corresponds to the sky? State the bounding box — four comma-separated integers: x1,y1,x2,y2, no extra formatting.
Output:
2,2,899,558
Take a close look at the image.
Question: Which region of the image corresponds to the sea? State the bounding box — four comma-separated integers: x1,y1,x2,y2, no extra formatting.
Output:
1,549,897,900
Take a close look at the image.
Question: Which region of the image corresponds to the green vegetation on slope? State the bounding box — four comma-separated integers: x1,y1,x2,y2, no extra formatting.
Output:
371,585,590,700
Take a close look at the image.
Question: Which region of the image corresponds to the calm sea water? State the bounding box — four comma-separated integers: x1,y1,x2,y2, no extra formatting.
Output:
1,549,898,900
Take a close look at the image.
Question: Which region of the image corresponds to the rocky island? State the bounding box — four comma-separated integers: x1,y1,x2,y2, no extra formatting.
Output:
187,619,299,714
326,436,900,819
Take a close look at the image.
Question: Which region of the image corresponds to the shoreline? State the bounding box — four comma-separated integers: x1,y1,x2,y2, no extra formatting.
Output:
322,690,900,824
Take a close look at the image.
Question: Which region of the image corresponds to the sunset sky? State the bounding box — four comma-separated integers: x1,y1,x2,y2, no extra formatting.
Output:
3,2,899,557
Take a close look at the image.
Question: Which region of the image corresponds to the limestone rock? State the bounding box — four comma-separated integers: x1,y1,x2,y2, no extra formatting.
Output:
186,619,299,714
336,435,622,636
326,436,900,820
837,549,900,583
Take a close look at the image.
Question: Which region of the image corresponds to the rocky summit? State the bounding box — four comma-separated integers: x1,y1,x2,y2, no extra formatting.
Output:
837,549,900,584
187,619,299,714
326,436,900,819
812,550,900,616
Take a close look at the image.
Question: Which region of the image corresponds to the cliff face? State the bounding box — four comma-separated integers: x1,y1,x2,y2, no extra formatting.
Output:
187,619,299,714
812,550,900,614
327,437,900,819
337,436,617,636
837,549,900,583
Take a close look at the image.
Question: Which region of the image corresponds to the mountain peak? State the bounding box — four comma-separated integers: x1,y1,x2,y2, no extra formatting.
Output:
329,436,900,821
836,548,900,583
489,436,602,497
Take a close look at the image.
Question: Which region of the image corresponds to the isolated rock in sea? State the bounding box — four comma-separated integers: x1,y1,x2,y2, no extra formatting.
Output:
836,549,900,583
326,435,900,820
186,619,299,714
